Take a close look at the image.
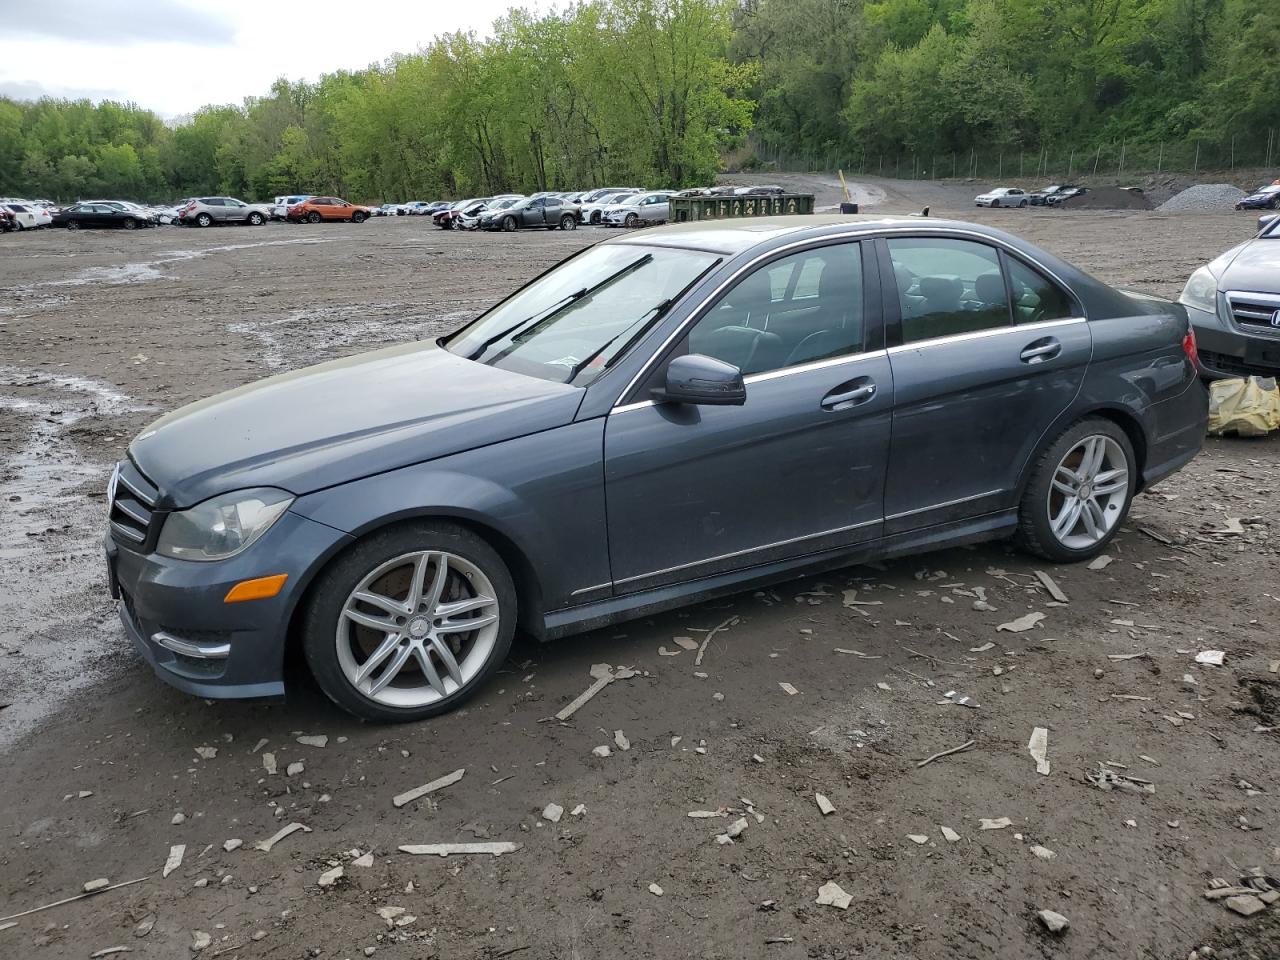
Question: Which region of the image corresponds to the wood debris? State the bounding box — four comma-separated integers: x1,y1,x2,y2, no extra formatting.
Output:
693,616,739,666
778,682,798,696
398,842,521,857
997,612,1045,633
0,877,150,924
392,768,465,808
814,794,835,816
815,881,852,910
1034,570,1069,603
162,844,185,879
253,822,311,852
297,735,328,748
979,817,1013,830
555,663,637,721
1028,727,1050,776
916,739,975,768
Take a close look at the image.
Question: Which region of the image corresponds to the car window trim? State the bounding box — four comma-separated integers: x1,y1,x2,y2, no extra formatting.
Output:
884,314,1086,355
613,236,878,407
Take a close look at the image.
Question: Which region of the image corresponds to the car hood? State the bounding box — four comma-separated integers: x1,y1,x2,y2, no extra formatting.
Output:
1217,239,1280,292
130,341,583,509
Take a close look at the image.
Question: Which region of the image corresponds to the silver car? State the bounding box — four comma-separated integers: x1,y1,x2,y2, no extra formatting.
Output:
602,191,673,227
179,197,272,227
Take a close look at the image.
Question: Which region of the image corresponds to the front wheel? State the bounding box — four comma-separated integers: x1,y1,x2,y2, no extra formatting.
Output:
123,218,137,230
624,212,639,227
352,211,366,223
1017,419,1136,562
502,216,516,232
303,522,516,723
66,220,81,231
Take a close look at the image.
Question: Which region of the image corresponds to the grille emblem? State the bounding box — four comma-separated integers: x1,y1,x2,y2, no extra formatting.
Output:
1272,310,1280,328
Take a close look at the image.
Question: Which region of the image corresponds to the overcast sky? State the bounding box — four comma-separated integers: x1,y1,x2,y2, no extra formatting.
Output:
1,0,537,117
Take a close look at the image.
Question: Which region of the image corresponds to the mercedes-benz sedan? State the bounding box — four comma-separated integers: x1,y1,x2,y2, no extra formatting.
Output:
106,216,1207,722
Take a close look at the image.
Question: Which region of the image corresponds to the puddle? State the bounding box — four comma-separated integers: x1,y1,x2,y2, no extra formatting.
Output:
0,371,154,748
229,304,473,369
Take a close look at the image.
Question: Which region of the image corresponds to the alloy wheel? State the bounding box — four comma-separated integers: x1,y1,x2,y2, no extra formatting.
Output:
335,550,500,708
1046,435,1129,549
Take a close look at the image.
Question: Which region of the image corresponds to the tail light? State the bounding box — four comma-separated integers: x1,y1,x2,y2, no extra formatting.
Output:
1182,327,1200,370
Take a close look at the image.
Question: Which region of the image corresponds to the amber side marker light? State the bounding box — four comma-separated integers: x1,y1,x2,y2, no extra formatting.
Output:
224,574,289,604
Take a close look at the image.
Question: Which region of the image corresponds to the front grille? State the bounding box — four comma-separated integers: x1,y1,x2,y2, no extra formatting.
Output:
109,460,159,550
1199,349,1280,377
1226,291,1280,333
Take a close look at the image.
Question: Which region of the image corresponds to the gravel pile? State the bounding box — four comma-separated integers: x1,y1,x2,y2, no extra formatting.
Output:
1157,183,1247,212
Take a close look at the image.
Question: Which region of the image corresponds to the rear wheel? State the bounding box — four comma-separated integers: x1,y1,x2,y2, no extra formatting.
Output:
559,214,576,230
303,521,516,723
1019,199,1028,208
196,212,213,227
248,211,265,225
1017,418,1136,562
307,211,322,224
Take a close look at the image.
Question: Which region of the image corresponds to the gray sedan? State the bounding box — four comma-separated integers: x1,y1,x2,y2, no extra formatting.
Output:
106,216,1207,722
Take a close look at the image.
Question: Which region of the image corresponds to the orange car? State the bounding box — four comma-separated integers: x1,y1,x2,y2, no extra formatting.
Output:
286,196,373,224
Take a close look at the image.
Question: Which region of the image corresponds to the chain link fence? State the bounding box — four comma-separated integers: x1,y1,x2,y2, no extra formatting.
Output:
750,131,1280,182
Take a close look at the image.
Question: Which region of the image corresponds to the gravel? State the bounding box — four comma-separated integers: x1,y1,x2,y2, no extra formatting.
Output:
1157,183,1247,212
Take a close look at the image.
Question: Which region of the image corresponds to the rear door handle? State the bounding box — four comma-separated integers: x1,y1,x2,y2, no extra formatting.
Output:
821,378,876,411
1020,337,1062,364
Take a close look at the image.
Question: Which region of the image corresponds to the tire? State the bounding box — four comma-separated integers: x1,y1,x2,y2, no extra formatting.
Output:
307,211,322,224
502,216,516,232
194,213,212,227
1019,200,1028,207
1016,418,1136,563
66,220,81,231
302,521,516,723
991,200,1000,208
590,212,600,225
248,212,264,225
352,211,366,223
624,212,639,227
559,215,576,230
122,218,137,230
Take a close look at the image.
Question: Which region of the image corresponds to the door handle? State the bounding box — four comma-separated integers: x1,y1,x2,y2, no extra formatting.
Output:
821,379,876,410
1020,338,1062,364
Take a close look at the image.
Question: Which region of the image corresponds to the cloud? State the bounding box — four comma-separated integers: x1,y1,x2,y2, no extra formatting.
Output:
0,79,133,104
5,0,236,46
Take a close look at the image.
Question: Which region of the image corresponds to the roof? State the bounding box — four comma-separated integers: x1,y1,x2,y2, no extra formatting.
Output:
606,214,977,255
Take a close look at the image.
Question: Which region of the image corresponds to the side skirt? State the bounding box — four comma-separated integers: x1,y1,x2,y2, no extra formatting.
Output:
539,509,1018,641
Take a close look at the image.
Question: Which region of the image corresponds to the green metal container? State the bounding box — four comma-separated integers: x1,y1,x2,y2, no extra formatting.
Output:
670,194,815,223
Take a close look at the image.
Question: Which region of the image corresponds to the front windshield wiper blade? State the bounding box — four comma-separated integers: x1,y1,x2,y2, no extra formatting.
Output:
466,289,587,361
562,297,674,384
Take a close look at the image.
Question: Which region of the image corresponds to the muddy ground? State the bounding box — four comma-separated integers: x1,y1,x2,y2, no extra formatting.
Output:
1,180,1277,960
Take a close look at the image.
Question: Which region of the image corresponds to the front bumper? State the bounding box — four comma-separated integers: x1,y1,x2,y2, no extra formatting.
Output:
107,509,351,700
1186,300,1280,379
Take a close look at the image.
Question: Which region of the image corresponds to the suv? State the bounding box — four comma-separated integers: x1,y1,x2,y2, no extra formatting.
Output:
1180,215,1280,379
287,197,373,224
180,197,272,227
272,195,313,220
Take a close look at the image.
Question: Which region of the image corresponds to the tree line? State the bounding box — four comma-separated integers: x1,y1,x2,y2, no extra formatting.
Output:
0,0,1274,204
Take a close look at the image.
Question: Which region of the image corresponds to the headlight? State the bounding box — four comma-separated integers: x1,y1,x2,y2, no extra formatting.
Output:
157,488,293,561
1179,266,1218,315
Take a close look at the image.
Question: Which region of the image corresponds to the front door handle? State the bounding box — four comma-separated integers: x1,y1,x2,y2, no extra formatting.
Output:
821,378,876,411
1020,337,1062,364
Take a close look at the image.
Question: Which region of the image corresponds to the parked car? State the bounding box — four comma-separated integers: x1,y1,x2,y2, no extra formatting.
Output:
1179,214,1280,378
1235,184,1280,211
974,187,1028,208
1,203,40,230
1045,187,1087,207
478,195,580,231
1029,185,1078,206
457,196,524,230
53,202,155,230
103,214,1207,722
287,197,373,223
377,203,402,217
179,197,273,227
434,198,490,229
272,195,312,220
0,208,15,232
578,191,636,225
601,191,673,227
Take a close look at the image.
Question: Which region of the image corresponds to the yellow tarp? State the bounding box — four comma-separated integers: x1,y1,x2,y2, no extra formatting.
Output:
1207,376,1280,436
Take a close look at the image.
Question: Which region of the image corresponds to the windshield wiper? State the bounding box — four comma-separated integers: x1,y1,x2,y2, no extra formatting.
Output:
467,253,654,363
562,297,674,383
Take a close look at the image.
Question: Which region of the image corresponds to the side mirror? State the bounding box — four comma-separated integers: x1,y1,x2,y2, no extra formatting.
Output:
653,354,746,406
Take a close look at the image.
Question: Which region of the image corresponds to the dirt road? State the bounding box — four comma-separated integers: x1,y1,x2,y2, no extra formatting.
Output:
1,196,1277,960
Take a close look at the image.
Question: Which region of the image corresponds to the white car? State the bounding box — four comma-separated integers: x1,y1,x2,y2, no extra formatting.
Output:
272,195,312,220
2,203,41,229
601,190,673,227
578,191,638,225
974,187,1028,208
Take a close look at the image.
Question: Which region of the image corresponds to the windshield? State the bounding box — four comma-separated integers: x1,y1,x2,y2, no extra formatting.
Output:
445,244,721,386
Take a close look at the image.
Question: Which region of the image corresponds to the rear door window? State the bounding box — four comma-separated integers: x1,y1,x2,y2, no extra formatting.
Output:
1005,257,1077,324
887,237,1011,344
